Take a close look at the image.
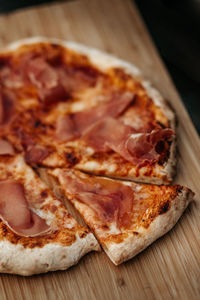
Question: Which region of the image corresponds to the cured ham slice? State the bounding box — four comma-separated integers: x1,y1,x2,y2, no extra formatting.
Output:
0,89,15,125
58,65,100,93
0,139,14,155
25,57,68,103
82,117,134,152
51,168,193,265
126,128,174,165
57,170,133,229
0,91,3,124
24,145,50,164
0,65,24,90
56,114,79,142
82,117,174,165
0,180,51,237
56,91,134,141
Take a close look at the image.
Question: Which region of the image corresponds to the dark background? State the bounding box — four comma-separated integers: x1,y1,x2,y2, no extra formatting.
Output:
135,0,200,134
0,0,199,133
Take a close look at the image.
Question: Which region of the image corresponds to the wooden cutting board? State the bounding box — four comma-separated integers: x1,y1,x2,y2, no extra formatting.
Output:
0,0,200,299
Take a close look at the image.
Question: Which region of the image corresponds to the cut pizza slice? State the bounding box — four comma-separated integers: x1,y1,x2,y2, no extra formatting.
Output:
48,168,194,265
0,142,99,276
1,38,176,184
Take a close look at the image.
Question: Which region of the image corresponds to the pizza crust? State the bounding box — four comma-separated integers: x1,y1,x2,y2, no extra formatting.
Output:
0,155,99,275
0,38,193,274
45,168,194,266
3,37,176,184
104,187,193,265
0,232,97,276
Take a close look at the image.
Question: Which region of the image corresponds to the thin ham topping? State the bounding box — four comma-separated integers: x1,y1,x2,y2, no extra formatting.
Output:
82,117,134,152
82,117,174,165
0,89,15,126
0,180,51,237
56,91,135,141
24,56,101,104
25,57,69,104
126,128,174,165
0,90,3,124
24,145,51,165
58,64,100,93
59,170,133,229
0,139,14,155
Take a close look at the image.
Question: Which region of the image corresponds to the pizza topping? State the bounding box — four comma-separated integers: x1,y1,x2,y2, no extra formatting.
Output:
26,57,58,89
0,89,15,125
82,117,174,165
56,91,134,141
24,145,51,164
0,91,4,124
39,84,69,105
65,151,79,166
0,63,24,90
120,95,158,132
58,64,100,93
24,55,102,104
126,128,174,165
0,139,14,155
25,57,69,104
82,117,134,152
0,180,51,237
59,170,133,229
56,114,79,142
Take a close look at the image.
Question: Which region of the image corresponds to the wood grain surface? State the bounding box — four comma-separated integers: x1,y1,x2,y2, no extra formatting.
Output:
0,0,200,299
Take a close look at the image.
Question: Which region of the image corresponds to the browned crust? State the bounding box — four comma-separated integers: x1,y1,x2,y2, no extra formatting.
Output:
45,168,193,253
0,221,91,249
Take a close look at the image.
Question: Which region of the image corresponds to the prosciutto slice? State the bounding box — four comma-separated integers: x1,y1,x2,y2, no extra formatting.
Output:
0,89,15,125
126,128,174,165
24,145,50,165
25,57,68,104
0,91,3,124
60,170,133,229
82,117,174,165
56,91,134,141
0,139,14,155
0,180,51,237
82,117,134,152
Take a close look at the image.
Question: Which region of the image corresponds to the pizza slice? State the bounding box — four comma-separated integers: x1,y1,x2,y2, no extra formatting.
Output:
0,141,99,275
0,38,176,184
48,168,193,265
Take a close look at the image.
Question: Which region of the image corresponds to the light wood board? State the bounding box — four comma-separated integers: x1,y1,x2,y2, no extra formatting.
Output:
0,0,200,299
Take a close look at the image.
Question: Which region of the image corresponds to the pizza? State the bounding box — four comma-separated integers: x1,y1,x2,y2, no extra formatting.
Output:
0,37,176,185
0,144,99,275
47,168,193,265
0,37,193,275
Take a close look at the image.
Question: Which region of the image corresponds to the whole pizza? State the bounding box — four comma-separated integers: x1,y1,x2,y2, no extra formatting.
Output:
0,38,194,275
